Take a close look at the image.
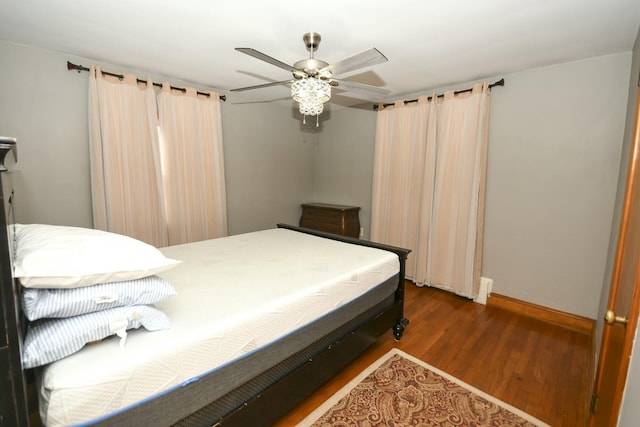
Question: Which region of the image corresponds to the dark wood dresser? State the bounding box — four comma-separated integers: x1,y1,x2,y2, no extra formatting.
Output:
299,203,361,238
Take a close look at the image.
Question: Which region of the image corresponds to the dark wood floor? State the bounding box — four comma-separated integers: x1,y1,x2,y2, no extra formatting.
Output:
275,282,593,427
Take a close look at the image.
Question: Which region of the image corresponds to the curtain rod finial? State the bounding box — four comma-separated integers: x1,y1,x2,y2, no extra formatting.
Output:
67,60,88,73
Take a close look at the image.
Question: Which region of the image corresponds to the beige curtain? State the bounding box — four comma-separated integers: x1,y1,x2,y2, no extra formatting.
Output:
371,82,490,298
88,66,168,247
157,85,227,245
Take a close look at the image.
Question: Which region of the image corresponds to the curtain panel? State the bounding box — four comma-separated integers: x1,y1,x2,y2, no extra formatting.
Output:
88,66,168,247
157,85,228,245
371,83,490,298
89,66,227,247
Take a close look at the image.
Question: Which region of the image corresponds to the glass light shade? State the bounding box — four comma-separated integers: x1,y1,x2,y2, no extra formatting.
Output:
298,98,324,116
291,77,331,116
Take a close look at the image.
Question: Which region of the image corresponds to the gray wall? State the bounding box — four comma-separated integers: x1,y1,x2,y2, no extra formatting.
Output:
0,40,634,321
0,42,93,227
483,53,630,319
222,101,315,234
312,106,377,239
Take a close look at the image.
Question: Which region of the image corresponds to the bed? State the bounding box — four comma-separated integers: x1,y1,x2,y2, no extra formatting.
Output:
0,140,410,426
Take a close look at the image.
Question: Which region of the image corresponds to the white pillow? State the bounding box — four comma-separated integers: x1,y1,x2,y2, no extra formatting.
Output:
22,305,170,368
14,224,180,288
22,275,177,320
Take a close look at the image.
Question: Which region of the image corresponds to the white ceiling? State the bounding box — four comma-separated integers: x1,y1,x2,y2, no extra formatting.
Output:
1,0,639,108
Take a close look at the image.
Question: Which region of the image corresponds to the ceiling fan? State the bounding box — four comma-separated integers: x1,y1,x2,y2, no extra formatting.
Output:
231,32,390,123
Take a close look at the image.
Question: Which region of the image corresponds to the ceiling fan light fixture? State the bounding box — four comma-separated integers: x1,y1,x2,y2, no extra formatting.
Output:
298,98,324,117
233,32,389,127
291,77,331,123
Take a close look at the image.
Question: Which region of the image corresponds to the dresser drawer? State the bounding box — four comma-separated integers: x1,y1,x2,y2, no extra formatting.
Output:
300,207,344,223
301,219,344,235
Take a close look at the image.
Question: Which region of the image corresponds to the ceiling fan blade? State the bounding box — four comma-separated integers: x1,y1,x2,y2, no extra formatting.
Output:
332,79,390,99
235,48,297,73
322,48,388,76
231,96,293,105
230,80,293,92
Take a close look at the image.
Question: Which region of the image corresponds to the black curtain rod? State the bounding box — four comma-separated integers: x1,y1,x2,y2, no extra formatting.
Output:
67,61,226,102
373,78,504,110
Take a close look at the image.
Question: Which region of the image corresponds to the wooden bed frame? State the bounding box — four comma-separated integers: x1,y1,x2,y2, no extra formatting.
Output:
0,140,410,426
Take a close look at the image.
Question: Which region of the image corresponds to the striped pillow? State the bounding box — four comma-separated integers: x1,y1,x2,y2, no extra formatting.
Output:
22,275,176,320
22,305,170,368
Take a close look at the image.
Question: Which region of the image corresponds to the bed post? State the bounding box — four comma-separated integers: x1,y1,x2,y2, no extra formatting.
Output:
0,137,29,426
392,250,410,341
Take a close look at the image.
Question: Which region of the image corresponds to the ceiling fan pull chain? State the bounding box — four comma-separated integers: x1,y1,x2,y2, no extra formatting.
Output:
303,115,307,125
316,115,319,127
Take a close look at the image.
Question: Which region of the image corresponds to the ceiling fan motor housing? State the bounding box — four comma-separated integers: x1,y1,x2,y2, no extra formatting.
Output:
293,58,329,79
294,32,330,79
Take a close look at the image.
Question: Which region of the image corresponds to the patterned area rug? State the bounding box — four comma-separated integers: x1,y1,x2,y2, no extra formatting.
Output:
297,348,549,426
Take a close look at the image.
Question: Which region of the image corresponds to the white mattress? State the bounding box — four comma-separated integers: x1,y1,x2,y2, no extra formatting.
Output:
37,228,399,426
